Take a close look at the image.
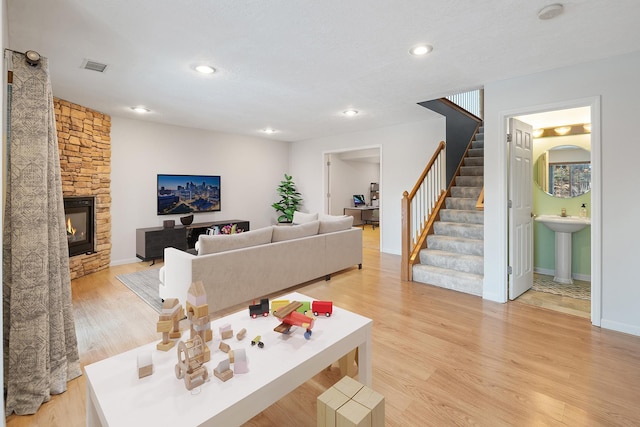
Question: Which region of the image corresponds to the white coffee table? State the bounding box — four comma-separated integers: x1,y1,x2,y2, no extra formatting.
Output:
85,292,373,426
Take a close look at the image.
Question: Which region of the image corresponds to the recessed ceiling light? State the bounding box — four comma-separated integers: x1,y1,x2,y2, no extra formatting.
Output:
262,128,277,134
532,129,544,138
538,3,564,20
131,106,150,113
195,65,216,74
554,126,571,135
343,109,359,117
409,44,433,56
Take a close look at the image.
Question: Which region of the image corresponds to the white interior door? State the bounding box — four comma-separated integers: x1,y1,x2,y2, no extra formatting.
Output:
508,118,534,299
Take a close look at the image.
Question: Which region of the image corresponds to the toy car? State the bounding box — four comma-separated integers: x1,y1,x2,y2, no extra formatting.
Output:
312,300,333,317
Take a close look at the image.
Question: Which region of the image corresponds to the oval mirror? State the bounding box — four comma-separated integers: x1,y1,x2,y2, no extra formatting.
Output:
533,145,591,198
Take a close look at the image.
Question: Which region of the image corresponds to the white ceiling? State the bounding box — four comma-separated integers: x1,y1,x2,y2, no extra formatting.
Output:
7,1,640,142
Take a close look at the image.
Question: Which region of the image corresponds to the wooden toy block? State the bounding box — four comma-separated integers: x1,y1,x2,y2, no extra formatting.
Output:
219,323,233,339
333,375,364,399
186,303,209,319
336,399,371,427
137,351,153,379
352,387,385,427
156,340,176,351
229,350,234,363
156,319,173,333
317,386,350,427
187,281,208,307
338,348,359,377
233,348,248,374
236,328,247,340
213,359,233,382
219,341,231,353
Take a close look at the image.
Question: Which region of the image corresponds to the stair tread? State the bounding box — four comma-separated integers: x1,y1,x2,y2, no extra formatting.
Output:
421,248,483,261
414,264,483,278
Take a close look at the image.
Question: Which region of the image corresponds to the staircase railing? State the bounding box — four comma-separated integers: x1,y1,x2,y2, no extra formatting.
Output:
401,123,483,281
401,141,447,281
476,187,484,210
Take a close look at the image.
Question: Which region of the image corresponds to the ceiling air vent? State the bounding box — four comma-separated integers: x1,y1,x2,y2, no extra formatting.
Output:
81,59,109,73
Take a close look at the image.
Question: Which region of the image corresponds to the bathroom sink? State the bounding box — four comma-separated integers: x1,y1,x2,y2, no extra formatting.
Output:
535,215,590,233
535,215,590,284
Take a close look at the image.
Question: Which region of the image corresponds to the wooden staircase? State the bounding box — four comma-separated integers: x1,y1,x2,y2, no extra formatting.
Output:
411,127,484,295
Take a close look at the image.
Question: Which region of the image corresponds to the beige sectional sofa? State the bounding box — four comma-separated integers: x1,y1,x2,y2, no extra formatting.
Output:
158,215,362,315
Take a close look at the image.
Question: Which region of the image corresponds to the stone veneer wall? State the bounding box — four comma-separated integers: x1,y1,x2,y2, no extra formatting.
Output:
54,98,111,279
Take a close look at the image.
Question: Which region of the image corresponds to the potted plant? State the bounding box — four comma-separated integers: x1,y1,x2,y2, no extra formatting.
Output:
271,174,302,223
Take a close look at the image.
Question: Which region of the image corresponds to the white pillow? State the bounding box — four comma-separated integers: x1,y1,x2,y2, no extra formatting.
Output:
272,221,320,242
197,226,273,255
292,211,318,225
319,216,354,234
319,213,349,221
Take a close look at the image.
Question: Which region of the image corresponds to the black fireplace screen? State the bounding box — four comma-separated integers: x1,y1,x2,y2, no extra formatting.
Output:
64,197,95,257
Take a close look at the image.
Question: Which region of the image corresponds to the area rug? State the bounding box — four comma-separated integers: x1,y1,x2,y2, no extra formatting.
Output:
116,268,163,313
532,273,590,300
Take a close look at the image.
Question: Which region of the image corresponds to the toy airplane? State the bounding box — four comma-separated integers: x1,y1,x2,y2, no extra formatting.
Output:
273,301,315,340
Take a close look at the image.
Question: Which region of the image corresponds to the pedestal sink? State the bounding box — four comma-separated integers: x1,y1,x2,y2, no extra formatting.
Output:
535,215,590,284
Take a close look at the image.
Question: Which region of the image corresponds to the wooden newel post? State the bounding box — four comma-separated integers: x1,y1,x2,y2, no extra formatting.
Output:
401,191,410,281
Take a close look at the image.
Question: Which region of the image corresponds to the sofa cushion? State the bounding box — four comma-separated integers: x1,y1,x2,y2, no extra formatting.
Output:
197,226,273,255
272,220,320,242
292,211,318,224
319,215,354,234
319,213,349,221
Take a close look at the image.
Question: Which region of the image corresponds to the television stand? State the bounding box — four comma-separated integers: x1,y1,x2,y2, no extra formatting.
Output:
135,219,250,262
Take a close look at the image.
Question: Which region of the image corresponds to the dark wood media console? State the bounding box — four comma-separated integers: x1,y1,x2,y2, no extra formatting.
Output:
136,220,250,262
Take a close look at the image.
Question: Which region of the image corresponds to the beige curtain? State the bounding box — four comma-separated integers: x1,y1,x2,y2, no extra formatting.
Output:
3,51,81,415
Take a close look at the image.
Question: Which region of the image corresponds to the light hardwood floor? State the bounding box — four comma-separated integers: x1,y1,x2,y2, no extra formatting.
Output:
7,226,640,426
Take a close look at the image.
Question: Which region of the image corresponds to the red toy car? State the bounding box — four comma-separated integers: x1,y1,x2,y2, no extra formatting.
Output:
312,300,333,317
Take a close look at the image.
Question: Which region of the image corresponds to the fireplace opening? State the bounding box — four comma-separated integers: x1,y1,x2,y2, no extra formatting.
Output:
64,196,96,257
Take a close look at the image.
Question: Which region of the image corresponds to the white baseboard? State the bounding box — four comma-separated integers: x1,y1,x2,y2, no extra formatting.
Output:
600,319,640,337
110,257,143,266
534,267,591,282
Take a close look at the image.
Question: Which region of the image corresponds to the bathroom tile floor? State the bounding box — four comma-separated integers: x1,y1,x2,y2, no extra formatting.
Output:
515,273,590,319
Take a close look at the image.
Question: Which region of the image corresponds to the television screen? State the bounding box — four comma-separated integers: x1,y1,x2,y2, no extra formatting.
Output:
157,174,221,215
353,194,366,206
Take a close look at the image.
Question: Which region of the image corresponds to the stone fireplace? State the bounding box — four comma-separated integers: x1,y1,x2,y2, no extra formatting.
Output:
64,196,96,257
55,98,111,279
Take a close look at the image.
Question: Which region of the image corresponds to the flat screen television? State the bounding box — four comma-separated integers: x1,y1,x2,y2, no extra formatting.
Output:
157,174,221,215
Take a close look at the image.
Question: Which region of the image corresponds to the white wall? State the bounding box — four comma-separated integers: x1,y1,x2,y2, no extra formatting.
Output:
110,117,290,264
484,51,640,336
290,117,445,254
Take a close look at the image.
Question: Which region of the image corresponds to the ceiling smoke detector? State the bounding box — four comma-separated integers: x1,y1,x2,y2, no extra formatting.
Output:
538,3,564,20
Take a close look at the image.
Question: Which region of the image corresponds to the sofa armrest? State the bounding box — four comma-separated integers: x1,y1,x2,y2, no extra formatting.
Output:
158,247,196,304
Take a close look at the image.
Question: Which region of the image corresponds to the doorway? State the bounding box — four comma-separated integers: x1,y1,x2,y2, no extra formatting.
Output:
506,98,601,324
323,147,382,250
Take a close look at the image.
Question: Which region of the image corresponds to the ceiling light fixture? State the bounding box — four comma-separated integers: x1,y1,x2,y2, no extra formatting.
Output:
262,128,277,134
532,129,544,138
538,3,564,20
409,44,433,56
583,123,592,133
342,109,359,117
554,126,571,135
131,106,150,113
195,65,216,74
